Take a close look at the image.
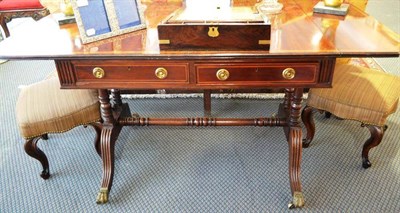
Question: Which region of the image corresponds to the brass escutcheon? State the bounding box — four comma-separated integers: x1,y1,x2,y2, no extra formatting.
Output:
208,26,219,38
155,67,168,79
93,67,105,78
216,69,229,81
282,68,296,80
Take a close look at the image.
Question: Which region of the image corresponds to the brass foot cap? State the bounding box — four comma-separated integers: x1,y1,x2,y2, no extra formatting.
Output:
288,191,305,209
96,188,109,204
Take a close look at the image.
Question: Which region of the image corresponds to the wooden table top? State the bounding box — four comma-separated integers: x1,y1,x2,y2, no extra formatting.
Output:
0,0,398,60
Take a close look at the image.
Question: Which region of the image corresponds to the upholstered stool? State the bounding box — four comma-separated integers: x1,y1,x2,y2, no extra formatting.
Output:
0,0,49,37
302,63,400,168
16,76,102,179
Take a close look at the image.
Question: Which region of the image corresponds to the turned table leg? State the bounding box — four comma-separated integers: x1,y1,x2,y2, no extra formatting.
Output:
110,89,123,109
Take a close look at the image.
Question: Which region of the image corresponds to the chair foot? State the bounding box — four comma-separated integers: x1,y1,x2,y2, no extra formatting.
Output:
24,137,50,179
324,111,332,118
301,105,315,148
362,158,371,169
361,125,385,169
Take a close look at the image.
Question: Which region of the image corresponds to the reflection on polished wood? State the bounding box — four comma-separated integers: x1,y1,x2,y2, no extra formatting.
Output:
0,0,398,58
0,0,398,208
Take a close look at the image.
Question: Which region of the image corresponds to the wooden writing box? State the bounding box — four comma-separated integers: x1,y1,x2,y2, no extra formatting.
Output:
157,7,271,50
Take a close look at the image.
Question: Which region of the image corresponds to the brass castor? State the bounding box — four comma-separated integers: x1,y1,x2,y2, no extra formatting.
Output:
288,191,305,209
96,188,109,204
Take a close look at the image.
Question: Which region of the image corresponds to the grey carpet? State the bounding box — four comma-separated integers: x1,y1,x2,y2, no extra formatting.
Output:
1,59,400,212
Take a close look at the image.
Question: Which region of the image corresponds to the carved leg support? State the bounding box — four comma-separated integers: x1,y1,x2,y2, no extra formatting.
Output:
24,137,50,179
361,125,385,169
301,105,315,148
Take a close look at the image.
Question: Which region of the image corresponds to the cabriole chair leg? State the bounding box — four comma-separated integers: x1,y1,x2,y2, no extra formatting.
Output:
361,124,386,169
24,136,50,179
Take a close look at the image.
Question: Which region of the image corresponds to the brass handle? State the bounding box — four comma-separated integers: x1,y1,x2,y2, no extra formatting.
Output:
216,69,230,81
155,67,168,79
93,67,105,79
282,68,296,80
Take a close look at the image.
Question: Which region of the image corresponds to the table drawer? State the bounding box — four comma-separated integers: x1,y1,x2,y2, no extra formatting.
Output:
196,63,318,85
72,61,189,83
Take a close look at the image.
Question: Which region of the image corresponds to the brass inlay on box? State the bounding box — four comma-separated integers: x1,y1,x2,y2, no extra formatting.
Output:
93,67,105,78
155,67,168,79
159,40,170,44
258,40,271,45
282,68,296,79
216,69,230,81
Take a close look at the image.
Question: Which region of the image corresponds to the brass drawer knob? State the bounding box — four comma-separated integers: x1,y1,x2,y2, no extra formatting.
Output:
216,69,230,81
282,68,296,80
155,67,168,79
93,67,105,78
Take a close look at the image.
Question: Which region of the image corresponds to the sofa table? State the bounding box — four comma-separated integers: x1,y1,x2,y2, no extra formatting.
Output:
0,0,398,208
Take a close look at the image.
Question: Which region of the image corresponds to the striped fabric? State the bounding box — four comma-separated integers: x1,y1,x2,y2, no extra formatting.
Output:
307,63,400,126
15,77,101,139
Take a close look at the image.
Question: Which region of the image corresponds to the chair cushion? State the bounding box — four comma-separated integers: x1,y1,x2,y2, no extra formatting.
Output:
16,77,101,139
0,0,44,11
307,63,400,126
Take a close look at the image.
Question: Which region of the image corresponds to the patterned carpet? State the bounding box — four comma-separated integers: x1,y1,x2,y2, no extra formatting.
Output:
1,60,400,212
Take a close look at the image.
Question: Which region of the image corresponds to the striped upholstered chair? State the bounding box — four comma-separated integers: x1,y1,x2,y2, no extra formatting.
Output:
302,63,400,168
0,0,50,37
16,76,102,179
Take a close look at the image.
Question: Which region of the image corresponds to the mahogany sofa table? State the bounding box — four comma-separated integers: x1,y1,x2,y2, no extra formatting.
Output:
0,0,398,208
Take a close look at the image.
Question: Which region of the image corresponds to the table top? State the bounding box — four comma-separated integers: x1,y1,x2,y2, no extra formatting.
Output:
0,0,398,60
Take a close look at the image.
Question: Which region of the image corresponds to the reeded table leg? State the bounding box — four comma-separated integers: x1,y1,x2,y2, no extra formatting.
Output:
285,88,305,209
288,127,305,209
96,89,122,204
96,125,121,204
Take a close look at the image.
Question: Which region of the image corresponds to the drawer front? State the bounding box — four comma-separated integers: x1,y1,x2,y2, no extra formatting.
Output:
196,63,318,86
73,61,189,83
